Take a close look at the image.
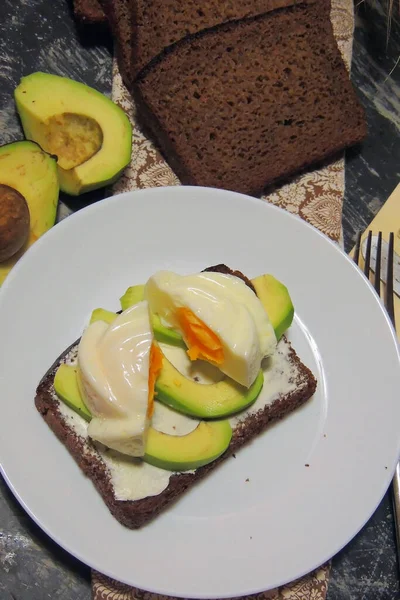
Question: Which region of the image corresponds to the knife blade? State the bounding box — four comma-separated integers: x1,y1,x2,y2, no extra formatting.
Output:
361,235,400,298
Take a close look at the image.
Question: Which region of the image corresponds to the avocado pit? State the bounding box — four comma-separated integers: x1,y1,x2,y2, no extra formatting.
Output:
0,183,30,262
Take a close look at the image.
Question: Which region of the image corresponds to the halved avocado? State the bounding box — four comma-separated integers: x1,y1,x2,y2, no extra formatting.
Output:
53,364,232,471
14,72,132,195
0,140,59,285
155,353,264,418
252,274,294,340
144,420,232,471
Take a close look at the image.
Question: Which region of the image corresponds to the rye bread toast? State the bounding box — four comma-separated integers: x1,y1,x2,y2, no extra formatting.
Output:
35,336,316,528
34,265,317,529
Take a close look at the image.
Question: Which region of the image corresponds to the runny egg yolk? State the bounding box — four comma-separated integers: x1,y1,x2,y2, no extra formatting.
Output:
177,307,224,364
148,343,163,418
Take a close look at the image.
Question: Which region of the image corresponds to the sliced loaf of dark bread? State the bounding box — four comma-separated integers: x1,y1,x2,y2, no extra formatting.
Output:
130,0,318,78
35,335,316,528
133,2,366,195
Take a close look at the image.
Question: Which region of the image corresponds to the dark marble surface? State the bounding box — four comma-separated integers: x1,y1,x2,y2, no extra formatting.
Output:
0,0,399,598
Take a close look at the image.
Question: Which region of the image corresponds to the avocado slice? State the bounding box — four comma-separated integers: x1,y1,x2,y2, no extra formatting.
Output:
53,364,232,471
251,274,294,340
119,286,186,348
144,420,232,471
151,314,186,348
0,141,58,285
120,284,146,310
155,353,264,418
90,308,118,325
14,72,132,195
54,364,92,421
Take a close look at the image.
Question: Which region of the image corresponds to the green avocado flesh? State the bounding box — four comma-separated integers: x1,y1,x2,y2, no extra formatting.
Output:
54,364,91,421
155,355,264,418
90,308,117,325
14,72,132,195
252,274,294,341
54,364,232,471
120,285,186,347
144,420,232,471
119,284,145,310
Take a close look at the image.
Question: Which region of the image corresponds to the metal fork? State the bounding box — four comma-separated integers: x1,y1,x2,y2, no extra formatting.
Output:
354,230,399,564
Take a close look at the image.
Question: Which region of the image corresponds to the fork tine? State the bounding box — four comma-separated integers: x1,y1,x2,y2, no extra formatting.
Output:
385,232,396,329
354,231,362,265
374,232,382,296
364,231,372,278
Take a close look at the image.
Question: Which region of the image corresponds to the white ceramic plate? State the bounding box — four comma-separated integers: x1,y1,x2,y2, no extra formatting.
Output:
1,187,399,598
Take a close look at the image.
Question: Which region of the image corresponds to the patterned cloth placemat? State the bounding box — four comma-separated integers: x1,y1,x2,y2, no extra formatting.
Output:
92,0,354,597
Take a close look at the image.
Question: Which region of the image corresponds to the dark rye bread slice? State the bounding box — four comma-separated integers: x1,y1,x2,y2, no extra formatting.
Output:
35,336,316,528
130,0,318,79
73,0,106,24
34,264,316,528
97,0,134,88
133,1,366,195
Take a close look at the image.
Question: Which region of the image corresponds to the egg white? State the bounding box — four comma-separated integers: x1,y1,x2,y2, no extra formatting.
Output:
145,271,276,387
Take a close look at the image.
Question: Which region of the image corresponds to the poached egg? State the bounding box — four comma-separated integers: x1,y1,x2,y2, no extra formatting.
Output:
145,271,276,388
78,301,162,457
